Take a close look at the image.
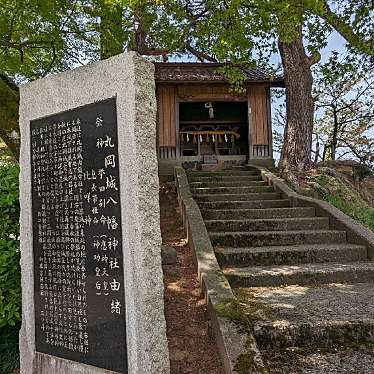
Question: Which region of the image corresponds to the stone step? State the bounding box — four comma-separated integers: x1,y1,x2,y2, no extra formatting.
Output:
209,229,346,248
202,207,316,220
215,243,368,267
198,199,291,210
189,180,267,188
235,283,374,348
262,349,374,374
205,217,329,233
191,185,274,195
189,175,263,183
231,165,258,171
194,192,281,202
225,261,374,287
188,170,260,177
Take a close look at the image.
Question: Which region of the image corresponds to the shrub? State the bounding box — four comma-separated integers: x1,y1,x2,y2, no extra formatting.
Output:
353,164,373,181
303,172,374,232
0,163,21,327
0,323,20,374
0,163,21,373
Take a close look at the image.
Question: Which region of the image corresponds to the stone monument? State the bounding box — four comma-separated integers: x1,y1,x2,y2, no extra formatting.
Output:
19,52,170,374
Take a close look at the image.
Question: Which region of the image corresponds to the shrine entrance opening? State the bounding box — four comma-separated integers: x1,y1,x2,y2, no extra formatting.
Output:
179,101,248,163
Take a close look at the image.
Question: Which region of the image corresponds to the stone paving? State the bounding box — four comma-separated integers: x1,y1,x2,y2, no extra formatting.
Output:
188,166,374,372
263,348,374,373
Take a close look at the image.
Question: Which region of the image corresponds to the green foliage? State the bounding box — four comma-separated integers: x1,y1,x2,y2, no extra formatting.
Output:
0,0,84,79
0,161,20,373
311,0,374,57
313,51,374,166
216,66,248,94
353,164,373,180
302,171,374,231
0,163,21,328
0,0,373,168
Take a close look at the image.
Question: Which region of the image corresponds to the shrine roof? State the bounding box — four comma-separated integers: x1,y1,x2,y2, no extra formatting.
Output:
154,62,284,86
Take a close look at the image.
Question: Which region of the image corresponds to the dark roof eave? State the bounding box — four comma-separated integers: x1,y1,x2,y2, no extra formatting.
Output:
269,81,285,88
155,79,285,87
153,62,284,86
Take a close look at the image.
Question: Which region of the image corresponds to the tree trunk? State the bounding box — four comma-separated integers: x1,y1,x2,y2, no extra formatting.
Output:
0,75,20,160
314,140,320,164
322,145,328,162
278,28,315,182
330,106,338,160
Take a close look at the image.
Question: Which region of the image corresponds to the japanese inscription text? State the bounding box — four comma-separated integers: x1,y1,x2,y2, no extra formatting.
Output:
30,98,127,373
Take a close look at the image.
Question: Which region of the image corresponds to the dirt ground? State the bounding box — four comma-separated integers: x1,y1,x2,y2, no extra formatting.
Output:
160,183,224,374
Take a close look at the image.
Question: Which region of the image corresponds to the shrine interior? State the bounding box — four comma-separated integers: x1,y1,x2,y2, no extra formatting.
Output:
179,101,248,159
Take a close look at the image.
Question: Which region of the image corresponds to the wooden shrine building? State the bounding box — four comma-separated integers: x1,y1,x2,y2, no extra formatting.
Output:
154,63,284,175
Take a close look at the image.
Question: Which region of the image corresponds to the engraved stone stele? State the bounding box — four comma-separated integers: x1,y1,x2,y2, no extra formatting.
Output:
19,52,170,374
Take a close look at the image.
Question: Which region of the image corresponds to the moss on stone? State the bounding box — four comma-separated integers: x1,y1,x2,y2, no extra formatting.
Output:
234,350,256,374
215,296,271,373
214,268,231,284
215,298,251,331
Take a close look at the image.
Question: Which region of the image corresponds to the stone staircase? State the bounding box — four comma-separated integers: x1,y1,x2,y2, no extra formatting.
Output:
188,167,374,370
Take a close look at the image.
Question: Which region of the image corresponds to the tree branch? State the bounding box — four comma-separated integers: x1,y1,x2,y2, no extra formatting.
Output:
0,73,19,92
306,51,321,66
340,114,374,126
41,43,57,77
0,74,20,160
134,14,169,58
185,43,217,62
315,0,374,56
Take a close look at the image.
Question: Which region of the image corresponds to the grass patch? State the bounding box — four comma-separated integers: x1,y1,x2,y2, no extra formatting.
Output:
301,171,374,232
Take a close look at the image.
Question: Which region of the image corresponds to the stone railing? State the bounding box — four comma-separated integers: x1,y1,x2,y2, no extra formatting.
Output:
174,166,267,374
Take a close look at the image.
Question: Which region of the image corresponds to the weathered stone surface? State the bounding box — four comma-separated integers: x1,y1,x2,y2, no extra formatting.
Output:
205,217,329,232
188,170,258,177
252,165,374,260
19,52,169,374
215,243,368,267
174,166,267,374
188,175,263,183
202,207,314,220
194,192,281,202
198,199,291,210
186,166,374,371
190,180,266,187
191,185,275,194
236,283,374,348
263,348,374,374
226,262,374,287
210,229,346,248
